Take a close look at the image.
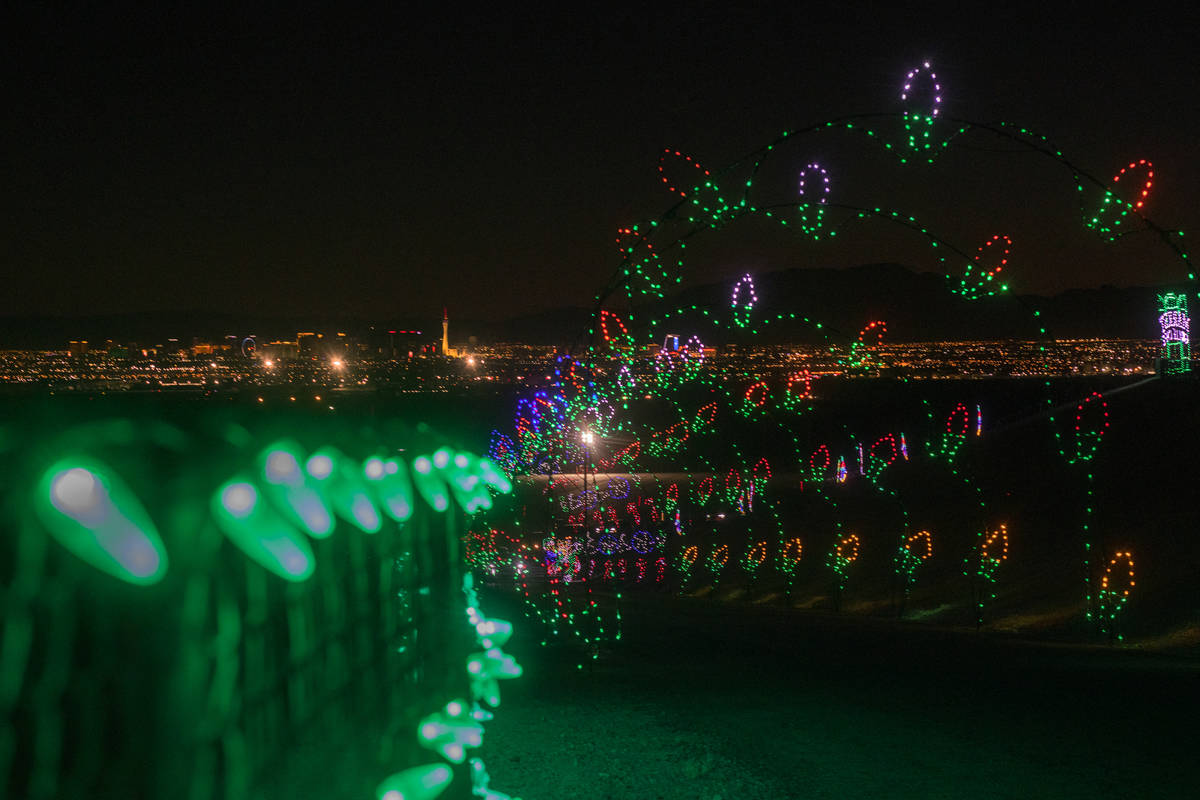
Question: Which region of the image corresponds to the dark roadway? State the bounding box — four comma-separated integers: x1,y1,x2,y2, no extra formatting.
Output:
478,589,1198,799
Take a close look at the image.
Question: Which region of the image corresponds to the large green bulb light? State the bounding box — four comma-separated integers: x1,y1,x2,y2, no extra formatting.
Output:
36,459,168,585
212,478,314,581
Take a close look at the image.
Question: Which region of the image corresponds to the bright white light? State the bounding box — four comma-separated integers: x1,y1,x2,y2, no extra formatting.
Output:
52,468,103,517
581,430,594,444
265,450,300,483
331,358,344,369
306,454,334,480
222,483,257,516
264,359,274,367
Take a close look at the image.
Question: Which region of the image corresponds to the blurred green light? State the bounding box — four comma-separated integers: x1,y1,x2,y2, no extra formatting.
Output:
306,452,335,480
368,457,414,521
259,441,334,537
375,764,453,800
37,459,168,585
213,477,314,581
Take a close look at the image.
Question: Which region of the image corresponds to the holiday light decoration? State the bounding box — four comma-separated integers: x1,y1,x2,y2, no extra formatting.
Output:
742,380,770,415
1066,391,1110,465
783,369,814,407
1097,551,1135,641
777,536,804,585
849,321,887,370
731,273,758,328
809,444,830,483
1086,159,1154,240
707,543,730,587
900,60,944,161
657,148,710,197
597,309,635,359
865,433,899,482
965,524,1009,626
741,540,769,578
679,544,699,586
512,539,621,663
1050,391,1112,625
797,162,831,237
956,234,1012,299
895,529,933,607
22,406,523,800
480,57,1194,655
37,460,169,585
615,224,678,298
901,61,941,117
1158,292,1191,374
826,532,860,607
931,402,972,463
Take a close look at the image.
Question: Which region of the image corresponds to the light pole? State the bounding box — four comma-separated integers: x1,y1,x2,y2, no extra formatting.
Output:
581,430,594,551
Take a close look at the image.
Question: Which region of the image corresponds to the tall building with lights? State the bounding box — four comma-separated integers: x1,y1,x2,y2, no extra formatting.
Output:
441,308,459,358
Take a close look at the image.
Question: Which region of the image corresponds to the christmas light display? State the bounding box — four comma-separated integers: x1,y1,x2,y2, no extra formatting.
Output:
783,369,814,407
478,56,1193,662
956,234,1012,299
931,402,972,463
899,61,946,162
849,321,887,370
1158,292,1191,374
741,539,769,579
15,407,524,800
1086,159,1154,240
615,224,679,298
901,61,941,117
895,529,933,610
742,380,770,415
777,536,804,591
658,148,710,197
810,444,831,482
17,57,1200,800
1097,551,1135,642
390,573,524,800
1065,391,1110,465
826,532,860,608
707,543,730,587
865,433,899,482
511,540,621,664
965,524,1009,627
679,544,699,585
797,162,831,237
731,273,758,328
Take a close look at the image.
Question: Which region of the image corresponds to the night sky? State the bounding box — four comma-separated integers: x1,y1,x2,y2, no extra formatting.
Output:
4,3,1199,323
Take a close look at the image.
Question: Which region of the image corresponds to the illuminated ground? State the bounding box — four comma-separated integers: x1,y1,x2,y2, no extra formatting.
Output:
480,590,1197,799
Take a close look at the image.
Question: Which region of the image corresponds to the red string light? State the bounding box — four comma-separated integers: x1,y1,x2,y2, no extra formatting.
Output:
658,148,711,197
1112,159,1154,210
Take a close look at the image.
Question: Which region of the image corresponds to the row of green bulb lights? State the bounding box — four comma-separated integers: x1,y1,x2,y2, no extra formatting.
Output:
376,573,524,800
36,438,511,586
28,419,523,799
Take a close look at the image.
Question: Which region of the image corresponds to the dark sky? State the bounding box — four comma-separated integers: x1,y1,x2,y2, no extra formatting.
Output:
4,3,1199,322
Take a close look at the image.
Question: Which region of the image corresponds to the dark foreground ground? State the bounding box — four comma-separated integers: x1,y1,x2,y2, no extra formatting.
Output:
477,589,1198,799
